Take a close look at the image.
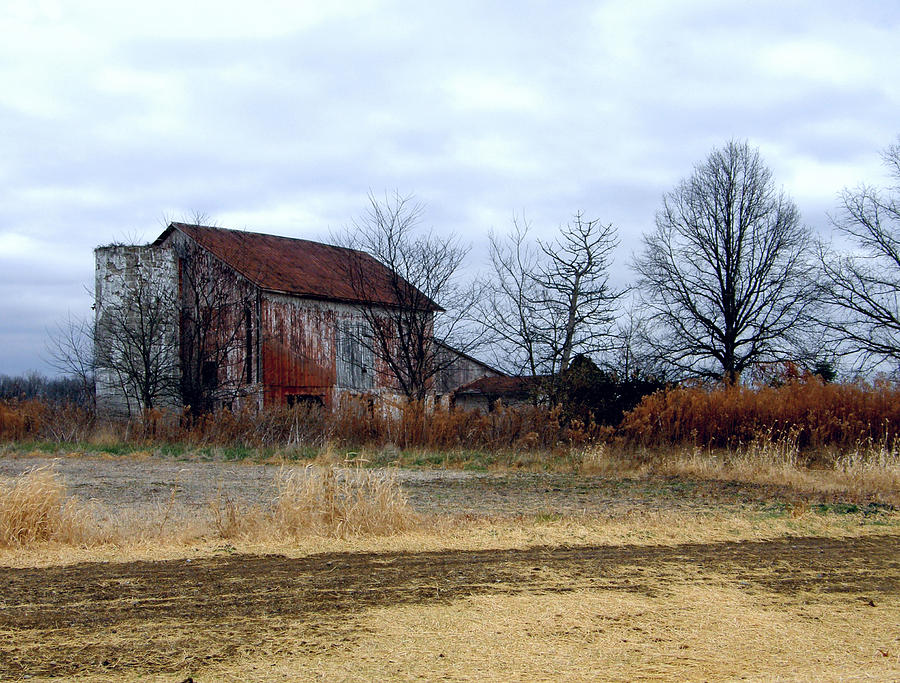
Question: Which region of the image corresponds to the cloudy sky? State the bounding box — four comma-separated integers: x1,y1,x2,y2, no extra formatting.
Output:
1,0,898,375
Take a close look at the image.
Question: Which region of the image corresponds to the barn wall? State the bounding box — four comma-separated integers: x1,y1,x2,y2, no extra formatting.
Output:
435,348,503,397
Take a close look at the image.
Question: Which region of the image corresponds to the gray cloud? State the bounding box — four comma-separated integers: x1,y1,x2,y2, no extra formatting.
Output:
1,0,898,374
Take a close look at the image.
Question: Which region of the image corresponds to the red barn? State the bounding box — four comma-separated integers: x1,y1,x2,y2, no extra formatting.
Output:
94,222,496,415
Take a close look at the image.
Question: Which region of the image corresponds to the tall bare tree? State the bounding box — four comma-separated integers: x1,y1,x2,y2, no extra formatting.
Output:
480,212,621,378
536,212,620,374
336,191,481,401
817,140,900,372
480,217,543,376
635,140,816,383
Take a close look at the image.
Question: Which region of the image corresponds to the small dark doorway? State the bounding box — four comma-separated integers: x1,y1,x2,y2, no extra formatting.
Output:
285,394,324,408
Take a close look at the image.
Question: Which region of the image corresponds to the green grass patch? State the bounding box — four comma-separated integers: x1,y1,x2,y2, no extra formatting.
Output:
813,501,896,516
534,511,564,523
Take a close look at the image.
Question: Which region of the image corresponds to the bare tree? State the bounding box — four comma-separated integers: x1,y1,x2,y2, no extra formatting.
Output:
817,140,900,373
480,212,621,378
635,140,816,383
45,313,96,407
536,212,621,374
94,260,180,415
336,191,480,402
480,217,544,376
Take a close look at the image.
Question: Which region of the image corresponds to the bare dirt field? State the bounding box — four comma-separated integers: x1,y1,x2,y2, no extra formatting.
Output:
1,452,899,681
0,451,848,517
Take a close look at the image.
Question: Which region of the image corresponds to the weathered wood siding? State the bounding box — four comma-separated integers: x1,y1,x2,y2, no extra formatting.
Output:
436,347,503,396
261,294,336,405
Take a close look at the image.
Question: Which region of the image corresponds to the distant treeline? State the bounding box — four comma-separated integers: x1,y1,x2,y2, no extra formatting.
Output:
0,373,92,406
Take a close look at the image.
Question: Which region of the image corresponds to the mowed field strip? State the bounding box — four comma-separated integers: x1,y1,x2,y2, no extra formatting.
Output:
0,453,899,681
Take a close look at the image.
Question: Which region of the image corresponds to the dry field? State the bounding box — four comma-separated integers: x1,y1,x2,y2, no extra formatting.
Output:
0,451,899,681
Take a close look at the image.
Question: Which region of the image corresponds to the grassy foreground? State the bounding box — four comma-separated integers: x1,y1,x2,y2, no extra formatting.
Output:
0,452,898,681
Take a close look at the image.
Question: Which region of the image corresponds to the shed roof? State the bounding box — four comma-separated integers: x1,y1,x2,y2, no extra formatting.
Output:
454,375,537,396
156,223,440,310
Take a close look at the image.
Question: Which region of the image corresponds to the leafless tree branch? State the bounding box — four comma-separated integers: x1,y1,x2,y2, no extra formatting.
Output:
817,139,900,373
335,191,482,401
479,212,622,378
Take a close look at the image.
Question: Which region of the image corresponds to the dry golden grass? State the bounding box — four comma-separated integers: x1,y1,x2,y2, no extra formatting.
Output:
2,499,896,570
0,447,898,570
210,465,420,540
571,438,900,505
0,467,97,547
0,464,422,565
225,581,899,682
660,442,900,506
271,465,419,538
2,464,899,681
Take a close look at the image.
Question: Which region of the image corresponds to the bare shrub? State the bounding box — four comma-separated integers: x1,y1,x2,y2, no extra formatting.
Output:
2,394,600,458
0,402,28,440
0,400,96,443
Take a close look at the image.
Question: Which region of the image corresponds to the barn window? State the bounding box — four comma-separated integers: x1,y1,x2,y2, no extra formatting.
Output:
337,319,374,391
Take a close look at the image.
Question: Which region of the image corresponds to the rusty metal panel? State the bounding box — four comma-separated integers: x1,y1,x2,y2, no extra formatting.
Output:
261,296,337,407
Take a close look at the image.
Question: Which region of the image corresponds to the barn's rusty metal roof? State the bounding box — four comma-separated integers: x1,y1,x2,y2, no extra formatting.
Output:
156,223,440,310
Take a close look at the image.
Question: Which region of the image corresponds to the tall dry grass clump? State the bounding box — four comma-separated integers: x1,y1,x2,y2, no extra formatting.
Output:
620,379,900,451
0,467,94,547
271,465,419,538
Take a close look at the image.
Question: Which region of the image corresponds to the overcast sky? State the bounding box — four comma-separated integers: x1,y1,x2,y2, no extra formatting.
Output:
1,0,898,375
